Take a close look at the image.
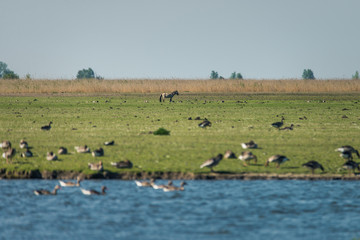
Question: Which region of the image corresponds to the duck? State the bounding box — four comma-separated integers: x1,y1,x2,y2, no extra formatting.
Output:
200,154,223,172
92,148,104,157
2,148,16,164
46,152,58,161
152,180,173,190
335,145,360,159
34,185,61,195
88,161,103,171
75,145,90,153
279,124,294,131
265,155,289,168
21,148,33,158
238,151,257,166
58,147,68,155
110,160,133,169
80,186,107,195
224,150,237,159
19,139,28,149
104,140,115,146
198,120,212,128
41,121,52,130
302,160,324,174
59,176,82,187
163,181,187,192
342,160,360,175
0,140,11,150
271,116,285,129
135,179,155,187
241,140,258,149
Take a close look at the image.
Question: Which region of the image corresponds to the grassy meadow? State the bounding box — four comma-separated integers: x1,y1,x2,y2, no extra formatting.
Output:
0,91,360,178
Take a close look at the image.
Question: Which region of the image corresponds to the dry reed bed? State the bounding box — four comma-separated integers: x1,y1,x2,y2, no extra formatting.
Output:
1,79,360,93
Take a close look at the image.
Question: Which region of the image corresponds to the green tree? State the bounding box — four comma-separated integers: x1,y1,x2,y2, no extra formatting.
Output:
230,72,236,79
0,61,8,78
230,72,243,79
236,73,243,79
302,69,315,79
77,68,95,79
352,70,359,79
3,69,19,79
210,70,219,79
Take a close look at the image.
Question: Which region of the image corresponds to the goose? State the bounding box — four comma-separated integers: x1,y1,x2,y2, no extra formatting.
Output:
163,181,187,192
59,176,82,187
279,124,294,131
92,148,104,157
21,148,33,158
135,179,155,187
152,180,173,190
238,151,257,166
198,120,212,128
41,121,52,130
88,161,103,171
2,148,16,164
46,152,58,161
200,154,223,172
265,155,289,168
58,147,68,155
110,160,133,169
34,185,61,196
302,161,324,174
104,140,115,146
271,116,285,129
224,150,237,159
241,140,258,149
342,160,360,175
19,139,28,149
0,140,11,150
335,145,360,159
75,145,90,153
80,186,107,195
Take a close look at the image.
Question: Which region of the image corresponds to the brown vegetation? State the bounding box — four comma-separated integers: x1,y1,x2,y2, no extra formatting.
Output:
1,78,360,94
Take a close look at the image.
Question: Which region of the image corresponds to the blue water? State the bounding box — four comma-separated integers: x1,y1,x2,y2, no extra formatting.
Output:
0,180,359,240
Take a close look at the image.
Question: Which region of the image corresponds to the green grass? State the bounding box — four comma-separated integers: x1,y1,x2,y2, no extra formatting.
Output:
0,93,359,176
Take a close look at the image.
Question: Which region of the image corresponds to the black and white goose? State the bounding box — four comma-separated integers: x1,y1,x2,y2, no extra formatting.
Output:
21,148,33,158
58,147,68,155
342,160,360,175
336,145,360,160
302,161,324,174
0,140,11,150
92,148,104,157
238,151,257,166
200,154,223,172
41,121,52,130
271,117,285,129
75,145,90,153
80,186,107,195
279,124,294,131
46,152,58,161
2,148,16,164
198,120,212,128
34,185,61,195
88,161,103,171
224,150,237,159
104,140,115,146
265,155,289,168
111,160,133,169
241,140,258,149
19,139,28,149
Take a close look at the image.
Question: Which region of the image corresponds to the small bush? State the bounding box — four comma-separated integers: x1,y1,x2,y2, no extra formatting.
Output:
153,127,170,135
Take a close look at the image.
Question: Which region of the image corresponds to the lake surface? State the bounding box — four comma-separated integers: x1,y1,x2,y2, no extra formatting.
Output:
0,180,359,240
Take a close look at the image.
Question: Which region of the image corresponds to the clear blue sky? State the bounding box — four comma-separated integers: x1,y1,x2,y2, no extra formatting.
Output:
1,0,359,79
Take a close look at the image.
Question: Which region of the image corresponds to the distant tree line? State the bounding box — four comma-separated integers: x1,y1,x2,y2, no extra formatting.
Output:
0,61,19,79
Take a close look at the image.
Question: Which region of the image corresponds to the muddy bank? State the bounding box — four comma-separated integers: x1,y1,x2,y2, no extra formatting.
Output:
1,169,360,180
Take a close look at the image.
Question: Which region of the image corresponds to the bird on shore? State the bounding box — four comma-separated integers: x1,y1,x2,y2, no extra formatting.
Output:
152,180,173,190
341,160,360,175
88,161,103,171
104,140,115,146
58,147,68,155
21,148,33,158
271,117,285,129
41,121,52,130
241,140,258,149
80,186,107,195
111,160,133,169
46,152,58,161
200,154,223,172
2,148,16,164
265,155,289,168
335,145,360,160
34,185,61,195
302,160,324,174
59,176,82,187
238,151,257,166
19,139,28,149
163,181,187,192
135,179,155,187
198,120,212,128
75,145,90,153
224,150,237,159
92,148,104,157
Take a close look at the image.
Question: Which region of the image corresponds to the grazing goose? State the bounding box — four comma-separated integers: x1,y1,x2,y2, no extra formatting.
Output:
111,160,133,169
224,150,237,159
41,121,52,130
265,155,289,168
0,140,11,150
80,186,107,195
200,154,223,172
34,185,61,196
19,139,28,149
46,152,58,161
238,151,257,166
279,124,294,131
302,161,324,174
2,148,16,164
88,161,103,171
163,181,187,192
241,140,258,149
58,147,68,155
75,145,90,153
92,148,104,157
271,117,285,129
152,180,173,190
198,120,212,128
59,176,82,187
342,160,360,175
339,151,353,161
135,179,155,187
21,148,33,158
104,140,115,146
335,145,360,159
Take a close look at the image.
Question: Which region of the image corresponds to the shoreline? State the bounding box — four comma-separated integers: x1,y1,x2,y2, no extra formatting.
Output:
1,170,360,180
